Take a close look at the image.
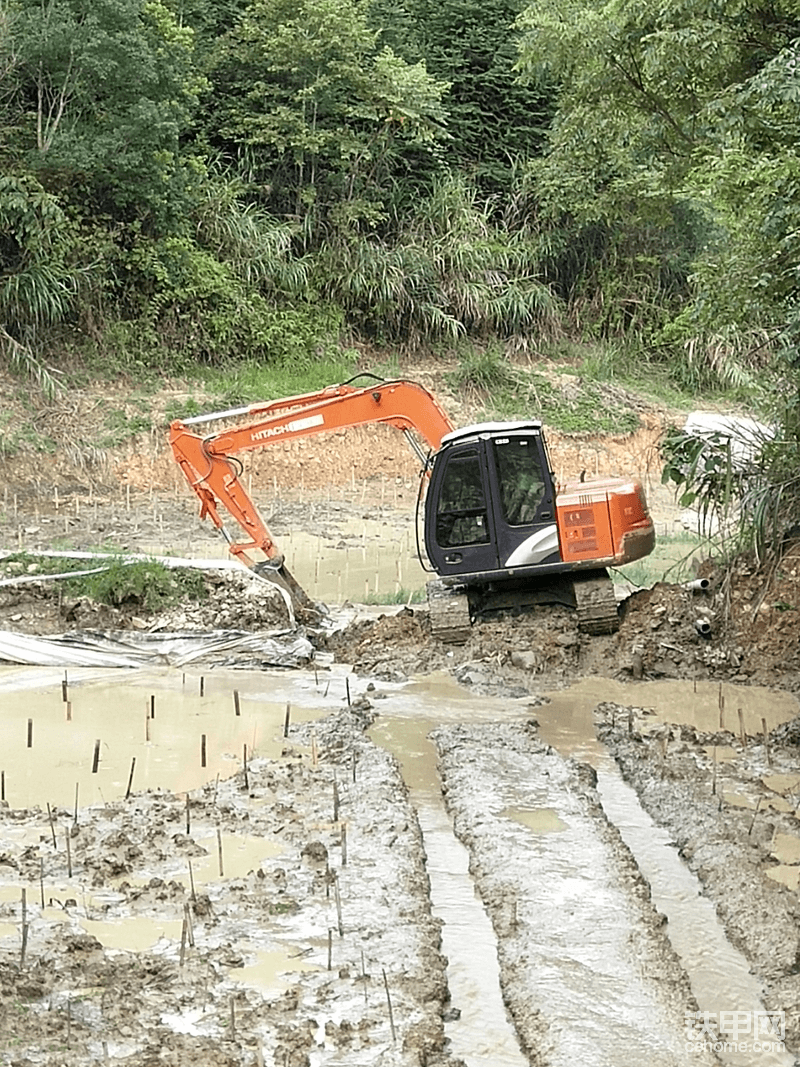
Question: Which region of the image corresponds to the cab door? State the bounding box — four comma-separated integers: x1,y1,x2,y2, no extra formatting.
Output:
487,433,561,567
425,443,499,575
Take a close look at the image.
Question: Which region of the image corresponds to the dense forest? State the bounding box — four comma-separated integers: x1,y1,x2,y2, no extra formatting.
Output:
1,0,800,406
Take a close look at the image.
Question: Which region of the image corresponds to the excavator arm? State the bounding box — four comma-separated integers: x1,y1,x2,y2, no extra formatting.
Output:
168,377,454,613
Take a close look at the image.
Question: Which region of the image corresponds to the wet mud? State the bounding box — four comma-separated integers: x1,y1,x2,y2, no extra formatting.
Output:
0,701,462,1067
599,705,800,1058
3,469,800,1064
433,722,717,1067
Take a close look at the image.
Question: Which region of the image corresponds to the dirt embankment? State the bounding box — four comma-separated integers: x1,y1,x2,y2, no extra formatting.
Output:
325,545,800,697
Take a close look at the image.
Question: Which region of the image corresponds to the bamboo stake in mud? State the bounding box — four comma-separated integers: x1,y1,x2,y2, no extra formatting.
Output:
738,708,746,747
243,744,249,791
311,730,318,769
352,752,356,784
283,702,291,738
27,718,32,748
346,677,351,707
47,802,57,848
762,717,771,766
327,928,332,971
20,888,27,967
122,755,134,798
145,711,150,743
150,695,155,719
341,824,347,867
748,796,763,836
65,700,72,722
719,685,725,730
40,857,45,907
180,916,187,967
201,734,207,768
199,676,204,697
217,826,224,877
74,783,79,826
188,859,196,902
184,902,195,947
92,739,101,773
382,967,396,1043
62,677,68,703
185,794,190,835
334,873,343,937
233,690,240,716
712,746,717,796
1,770,5,802
65,827,72,878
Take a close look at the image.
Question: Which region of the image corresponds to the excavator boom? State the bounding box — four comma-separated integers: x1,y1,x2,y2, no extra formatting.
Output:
169,378,453,612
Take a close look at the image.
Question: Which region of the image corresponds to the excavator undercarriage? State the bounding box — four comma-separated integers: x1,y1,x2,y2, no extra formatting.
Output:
426,569,620,644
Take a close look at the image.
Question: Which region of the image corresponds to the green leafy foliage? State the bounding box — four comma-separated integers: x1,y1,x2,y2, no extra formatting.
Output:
659,418,800,563
2,554,208,611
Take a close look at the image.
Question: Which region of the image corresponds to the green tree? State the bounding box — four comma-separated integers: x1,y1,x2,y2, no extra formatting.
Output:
516,0,800,364
4,0,206,231
399,0,553,191
210,0,448,231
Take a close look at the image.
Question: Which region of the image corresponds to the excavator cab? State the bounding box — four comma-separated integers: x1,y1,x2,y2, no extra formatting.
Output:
425,422,560,579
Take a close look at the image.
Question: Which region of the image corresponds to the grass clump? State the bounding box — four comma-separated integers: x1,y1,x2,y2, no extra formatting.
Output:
77,559,207,612
448,346,641,434
612,530,706,589
2,554,207,612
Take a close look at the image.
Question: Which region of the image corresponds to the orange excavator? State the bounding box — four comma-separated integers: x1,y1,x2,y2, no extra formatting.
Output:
168,375,655,640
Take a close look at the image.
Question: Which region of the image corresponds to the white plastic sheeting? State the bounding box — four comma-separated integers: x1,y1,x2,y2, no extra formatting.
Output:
0,629,313,668
682,411,775,467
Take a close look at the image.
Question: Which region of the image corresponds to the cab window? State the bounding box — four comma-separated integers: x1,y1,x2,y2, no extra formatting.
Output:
493,437,545,526
436,451,490,547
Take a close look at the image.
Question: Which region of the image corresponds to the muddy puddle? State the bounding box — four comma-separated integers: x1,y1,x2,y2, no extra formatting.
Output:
0,665,331,809
534,676,800,762
143,513,428,604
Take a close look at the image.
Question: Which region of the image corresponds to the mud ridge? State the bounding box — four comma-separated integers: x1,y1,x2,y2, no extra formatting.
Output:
598,703,800,1056
433,722,716,1067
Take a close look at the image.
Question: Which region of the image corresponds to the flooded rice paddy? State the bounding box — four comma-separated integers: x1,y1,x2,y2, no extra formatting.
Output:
0,656,798,1064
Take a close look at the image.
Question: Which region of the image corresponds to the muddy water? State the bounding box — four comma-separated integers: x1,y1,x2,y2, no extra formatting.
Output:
597,770,793,1067
143,514,428,604
1,660,799,1063
369,672,800,1067
370,717,528,1067
0,666,325,810
535,677,800,761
